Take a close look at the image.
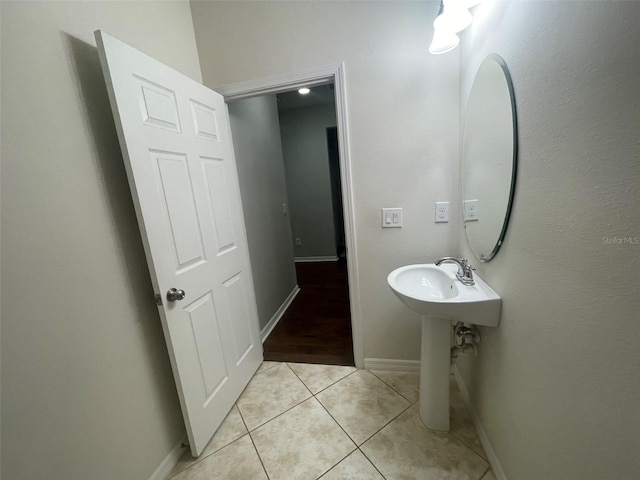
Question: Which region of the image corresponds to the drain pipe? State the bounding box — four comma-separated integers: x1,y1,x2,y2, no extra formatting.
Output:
451,321,480,359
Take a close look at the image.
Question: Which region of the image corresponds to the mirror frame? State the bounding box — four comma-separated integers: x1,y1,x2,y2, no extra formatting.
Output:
462,53,518,262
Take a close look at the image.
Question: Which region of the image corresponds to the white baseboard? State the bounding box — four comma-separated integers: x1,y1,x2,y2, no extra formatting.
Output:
261,285,300,342
452,364,507,480
148,434,187,480
363,358,420,372
294,256,338,263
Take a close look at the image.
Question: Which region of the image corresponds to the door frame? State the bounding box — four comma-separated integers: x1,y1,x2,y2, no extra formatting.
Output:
215,63,363,368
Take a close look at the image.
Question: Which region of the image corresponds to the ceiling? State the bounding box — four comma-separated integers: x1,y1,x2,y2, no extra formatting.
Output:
276,84,335,111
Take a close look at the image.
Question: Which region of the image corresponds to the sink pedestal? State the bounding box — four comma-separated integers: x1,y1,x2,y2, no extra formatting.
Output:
387,263,501,432
419,315,451,431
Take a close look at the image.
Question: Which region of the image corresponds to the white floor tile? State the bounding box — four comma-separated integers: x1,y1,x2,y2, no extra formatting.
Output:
288,362,357,394
361,405,488,480
170,435,267,480
251,397,356,480
316,370,410,445
237,363,312,430
321,449,384,480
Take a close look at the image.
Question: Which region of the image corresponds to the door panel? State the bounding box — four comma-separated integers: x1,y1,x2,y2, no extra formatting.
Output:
202,158,237,252
95,31,262,456
191,100,220,141
135,75,182,132
223,274,253,364
184,291,228,398
153,150,207,269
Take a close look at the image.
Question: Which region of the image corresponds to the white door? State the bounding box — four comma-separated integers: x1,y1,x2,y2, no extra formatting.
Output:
95,31,262,456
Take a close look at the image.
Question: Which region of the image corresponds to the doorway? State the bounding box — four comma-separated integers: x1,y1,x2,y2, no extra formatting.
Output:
265,89,351,365
221,65,362,367
263,259,352,365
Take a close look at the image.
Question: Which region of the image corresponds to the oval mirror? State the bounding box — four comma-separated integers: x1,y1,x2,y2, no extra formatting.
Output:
462,54,518,262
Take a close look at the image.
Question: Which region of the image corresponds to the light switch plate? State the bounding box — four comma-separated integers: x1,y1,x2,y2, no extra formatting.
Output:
435,202,449,223
382,208,402,228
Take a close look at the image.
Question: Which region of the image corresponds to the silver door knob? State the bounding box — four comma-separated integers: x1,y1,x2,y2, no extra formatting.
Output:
166,288,186,302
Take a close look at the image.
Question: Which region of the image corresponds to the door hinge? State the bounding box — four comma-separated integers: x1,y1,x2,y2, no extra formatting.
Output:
155,293,163,306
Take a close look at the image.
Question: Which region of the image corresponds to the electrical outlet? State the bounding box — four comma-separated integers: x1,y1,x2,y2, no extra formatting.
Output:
435,202,449,223
463,199,479,221
295,238,302,246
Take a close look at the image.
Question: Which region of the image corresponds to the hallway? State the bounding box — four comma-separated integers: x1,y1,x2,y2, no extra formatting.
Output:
263,260,354,366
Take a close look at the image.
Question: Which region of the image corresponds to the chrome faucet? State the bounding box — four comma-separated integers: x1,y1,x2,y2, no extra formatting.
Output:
435,256,476,286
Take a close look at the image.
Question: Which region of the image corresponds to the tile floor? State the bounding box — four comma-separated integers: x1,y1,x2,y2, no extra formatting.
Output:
169,362,495,480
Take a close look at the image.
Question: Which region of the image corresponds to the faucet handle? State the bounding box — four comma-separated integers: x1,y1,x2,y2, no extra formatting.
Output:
457,257,473,268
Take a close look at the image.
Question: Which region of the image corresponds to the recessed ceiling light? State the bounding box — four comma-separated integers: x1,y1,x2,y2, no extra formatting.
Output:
298,88,310,95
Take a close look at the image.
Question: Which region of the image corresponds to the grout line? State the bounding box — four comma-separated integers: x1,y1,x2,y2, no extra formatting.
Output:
255,361,280,376
313,370,413,448
478,465,491,480
247,431,271,480
286,362,359,395
245,393,314,433
313,390,359,446
369,369,489,463
355,401,413,447
450,430,489,462
238,362,314,432
310,382,358,480
168,406,246,478
246,363,358,480
170,434,251,479
285,361,317,392
282,361,315,398
368,369,418,404
315,447,358,480
239,361,486,480
235,402,273,478
287,362,358,401
235,401,251,433
358,447,388,479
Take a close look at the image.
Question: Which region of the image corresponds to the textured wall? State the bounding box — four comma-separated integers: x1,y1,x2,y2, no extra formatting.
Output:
456,1,640,478
228,96,297,331
279,103,337,259
191,0,460,363
1,1,202,478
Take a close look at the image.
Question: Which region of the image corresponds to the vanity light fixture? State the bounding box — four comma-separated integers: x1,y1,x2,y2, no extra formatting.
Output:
429,0,481,55
429,29,460,55
298,87,310,95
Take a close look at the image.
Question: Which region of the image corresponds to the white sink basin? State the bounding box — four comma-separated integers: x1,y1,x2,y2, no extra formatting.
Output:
387,262,502,432
387,263,501,327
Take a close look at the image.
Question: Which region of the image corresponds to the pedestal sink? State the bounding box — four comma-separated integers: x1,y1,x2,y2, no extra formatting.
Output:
387,263,501,431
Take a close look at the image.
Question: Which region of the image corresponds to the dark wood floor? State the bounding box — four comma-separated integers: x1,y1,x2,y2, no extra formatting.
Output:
263,260,354,366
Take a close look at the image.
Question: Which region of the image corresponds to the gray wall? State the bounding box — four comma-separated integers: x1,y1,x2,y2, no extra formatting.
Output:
228,96,297,331
456,1,640,479
191,0,460,362
279,103,337,259
0,1,202,478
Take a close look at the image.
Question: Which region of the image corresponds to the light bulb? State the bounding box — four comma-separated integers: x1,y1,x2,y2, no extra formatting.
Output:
429,29,460,55
433,0,473,34
298,88,310,95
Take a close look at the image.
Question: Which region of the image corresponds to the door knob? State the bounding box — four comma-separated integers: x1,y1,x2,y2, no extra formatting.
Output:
166,288,186,302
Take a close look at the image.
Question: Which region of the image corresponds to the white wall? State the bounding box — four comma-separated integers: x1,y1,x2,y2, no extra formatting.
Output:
191,0,460,362
228,96,297,331
0,1,202,478
456,1,640,478
279,103,337,259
